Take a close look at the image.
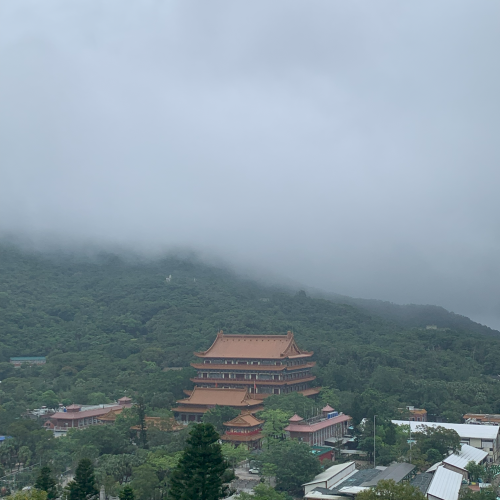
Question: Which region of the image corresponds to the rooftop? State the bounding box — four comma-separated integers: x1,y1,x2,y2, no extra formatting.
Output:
392,420,500,440
442,444,488,471
303,461,355,486
10,357,46,361
426,466,462,500
410,472,434,494
194,331,313,359
176,387,262,407
223,412,263,427
286,413,351,432
361,463,415,487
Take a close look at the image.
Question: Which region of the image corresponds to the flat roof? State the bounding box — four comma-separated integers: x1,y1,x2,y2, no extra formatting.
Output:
361,463,415,487
427,466,462,500
442,444,488,471
392,420,500,440
10,357,46,361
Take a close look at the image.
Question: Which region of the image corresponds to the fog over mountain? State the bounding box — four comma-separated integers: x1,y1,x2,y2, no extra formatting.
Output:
1,2,499,328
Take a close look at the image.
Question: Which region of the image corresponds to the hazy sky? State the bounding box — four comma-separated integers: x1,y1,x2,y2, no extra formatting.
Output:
1,1,500,328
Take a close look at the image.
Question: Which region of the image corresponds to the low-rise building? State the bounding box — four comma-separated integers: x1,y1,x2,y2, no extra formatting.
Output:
285,406,351,447
426,466,462,500
10,357,46,367
407,406,428,422
45,397,133,436
392,420,500,462
304,463,415,499
463,413,500,425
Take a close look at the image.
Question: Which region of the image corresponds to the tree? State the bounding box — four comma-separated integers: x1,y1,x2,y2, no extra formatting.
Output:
259,439,321,495
260,410,290,447
356,480,426,500
130,465,159,500
220,443,249,470
34,466,58,500
235,484,288,500
465,461,485,482
459,487,497,500
169,423,230,500
413,426,461,458
202,406,239,434
118,486,135,500
66,458,99,500
7,491,47,500
136,397,148,449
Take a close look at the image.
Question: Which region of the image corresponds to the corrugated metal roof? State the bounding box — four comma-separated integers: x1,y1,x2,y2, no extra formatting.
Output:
303,462,355,486
426,466,462,500
443,444,488,471
392,420,500,440
361,463,415,486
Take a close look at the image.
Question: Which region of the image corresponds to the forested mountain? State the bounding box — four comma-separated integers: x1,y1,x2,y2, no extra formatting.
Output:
319,293,499,338
1,243,500,432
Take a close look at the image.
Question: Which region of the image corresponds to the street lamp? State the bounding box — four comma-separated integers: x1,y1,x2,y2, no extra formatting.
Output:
373,415,377,467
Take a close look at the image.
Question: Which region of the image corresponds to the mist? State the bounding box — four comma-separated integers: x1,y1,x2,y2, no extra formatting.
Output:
1,1,500,328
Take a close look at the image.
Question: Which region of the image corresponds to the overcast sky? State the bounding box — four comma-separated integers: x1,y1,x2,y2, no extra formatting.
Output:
1,1,500,328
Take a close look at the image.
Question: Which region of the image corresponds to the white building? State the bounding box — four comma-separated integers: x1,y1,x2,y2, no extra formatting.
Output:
426,466,462,500
392,420,499,462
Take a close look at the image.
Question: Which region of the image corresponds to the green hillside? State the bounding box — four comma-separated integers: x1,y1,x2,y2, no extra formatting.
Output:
1,243,500,431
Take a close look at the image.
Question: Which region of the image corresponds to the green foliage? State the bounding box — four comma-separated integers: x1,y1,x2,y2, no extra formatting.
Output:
356,479,426,500
66,458,99,500
258,440,321,495
465,461,485,482
202,406,239,434
118,486,135,500
220,443,249,470
260,410,290,446
6,491,48,500
413,426,461,458
235,484,288,500
169,423,230,500
34,466,58,500
459,487,497,500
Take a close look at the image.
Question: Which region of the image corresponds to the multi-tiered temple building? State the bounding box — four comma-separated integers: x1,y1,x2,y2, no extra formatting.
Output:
190,331,319,398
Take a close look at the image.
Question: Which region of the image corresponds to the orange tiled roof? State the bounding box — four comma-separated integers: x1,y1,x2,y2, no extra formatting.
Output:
99,408,124,422
194,331,312,359
130,416,183,432
176,387,262,407
224,412,264,427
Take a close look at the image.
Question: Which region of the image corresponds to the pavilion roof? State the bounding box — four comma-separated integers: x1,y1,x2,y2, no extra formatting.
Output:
224,412,264,427
176,387,262,407
194,331,312,359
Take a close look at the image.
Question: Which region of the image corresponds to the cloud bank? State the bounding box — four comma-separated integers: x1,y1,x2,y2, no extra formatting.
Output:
1,1,500,327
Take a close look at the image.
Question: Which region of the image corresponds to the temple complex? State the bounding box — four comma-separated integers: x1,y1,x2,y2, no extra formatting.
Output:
191,331,319,397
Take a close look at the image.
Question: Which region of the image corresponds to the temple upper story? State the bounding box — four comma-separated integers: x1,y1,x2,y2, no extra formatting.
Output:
194,330,314,361
191,331,318,396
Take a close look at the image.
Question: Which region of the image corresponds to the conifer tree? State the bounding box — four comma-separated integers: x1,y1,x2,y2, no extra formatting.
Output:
66,458,99,500
169,423,229,500
34,466,58,500
118,485,135,500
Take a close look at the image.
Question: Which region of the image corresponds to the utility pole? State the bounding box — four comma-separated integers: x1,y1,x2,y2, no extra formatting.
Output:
373,415,377,468
409,420,412,464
